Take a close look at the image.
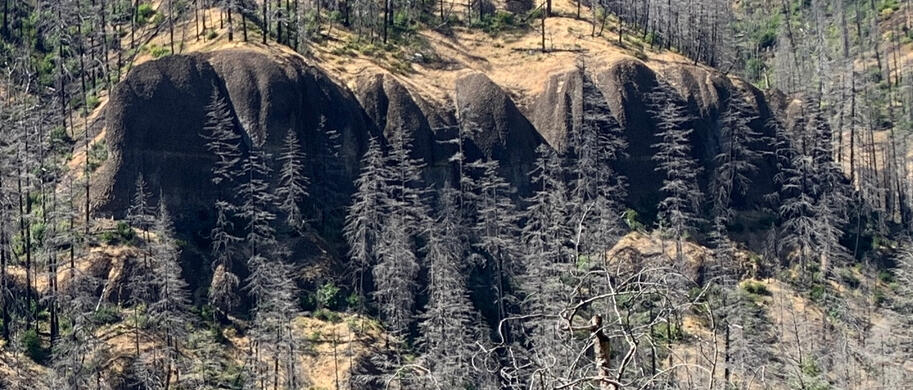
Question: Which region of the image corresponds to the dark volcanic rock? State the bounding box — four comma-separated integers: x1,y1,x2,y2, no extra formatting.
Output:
530,66,582,152
99,49,786,286
99,54,222,224
530,59,780,215
354,73,455,185
100,50,376,227
454,72,545,193
98,50,378,290
592,59,664,213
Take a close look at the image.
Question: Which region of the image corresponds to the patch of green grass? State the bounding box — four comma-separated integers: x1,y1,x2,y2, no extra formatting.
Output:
314,308,342,323
146,44,171,58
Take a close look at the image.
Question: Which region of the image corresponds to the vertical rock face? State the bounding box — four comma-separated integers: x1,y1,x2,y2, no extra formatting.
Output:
354,73,455,186
99,49,784,274
530,58,780,214
453,72,546,193
99,55,222,225
100,50,379,224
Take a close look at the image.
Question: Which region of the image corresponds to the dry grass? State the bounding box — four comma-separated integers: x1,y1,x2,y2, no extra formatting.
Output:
106,0,710,111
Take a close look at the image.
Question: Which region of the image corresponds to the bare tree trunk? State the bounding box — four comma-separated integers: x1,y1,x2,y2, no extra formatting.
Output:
590,315,613,390
541,11,546,52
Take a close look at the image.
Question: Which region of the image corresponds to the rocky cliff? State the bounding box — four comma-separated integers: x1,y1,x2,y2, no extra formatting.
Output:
96,47,782,274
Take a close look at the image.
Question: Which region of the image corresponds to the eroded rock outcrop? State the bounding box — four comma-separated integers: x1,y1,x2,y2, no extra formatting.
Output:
529,58,779,212
100,50,378,228
98,49,785,282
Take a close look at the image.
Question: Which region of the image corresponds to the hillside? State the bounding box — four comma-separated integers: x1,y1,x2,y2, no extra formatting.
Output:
0,0,912,389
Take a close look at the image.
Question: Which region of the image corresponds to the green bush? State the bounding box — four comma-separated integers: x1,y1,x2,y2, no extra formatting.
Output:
651,321,683,343
744,58,766,82
30,222,47,248
88,140,108,171
101,221,136,245
137,4,157,24
741,280,771,296
346,293,362,309
809,284,826,302
49,126,74,155
878,270,894,284
147,44,171,58
839,268,860,289
93,303,122,325
878,0,900,13
316,282,343,310
83,94,101,116
472,11,523,34
20,329,49,363
873,288,887,307
623,209,645,231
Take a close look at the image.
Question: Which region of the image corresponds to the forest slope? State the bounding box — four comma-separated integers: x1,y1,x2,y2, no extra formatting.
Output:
0,0,912,389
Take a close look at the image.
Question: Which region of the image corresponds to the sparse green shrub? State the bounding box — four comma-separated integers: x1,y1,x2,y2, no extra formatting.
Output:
745,58,766,82
329,10,344,23
839,268,860,289
207,30,218,40
151,11,165,25
576,255,592,270
137,4,157,24
346,293,361,310
472,11,524,35
316,282,343,309
809,284,826,303
651,321,683,343
741,280,771,296
83,94,101,115
21,329,48,363
147,44,170,58
878,270,894,284
101,221,136,245
93,303,122,325
623,209,645,231
49,126,74,155
526,7,544,21
30,222,46,248
300,293,317,311
878,0,900,14
88,140,108,171
314,308,342,323
644,31,661,47
873,288,887,307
